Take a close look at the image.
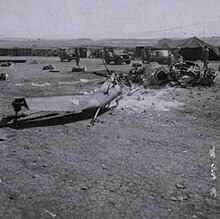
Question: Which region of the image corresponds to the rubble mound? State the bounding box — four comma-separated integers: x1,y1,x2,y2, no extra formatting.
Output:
119,87,183,113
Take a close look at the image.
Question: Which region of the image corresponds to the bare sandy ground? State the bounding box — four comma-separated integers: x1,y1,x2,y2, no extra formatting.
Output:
0,57,220,219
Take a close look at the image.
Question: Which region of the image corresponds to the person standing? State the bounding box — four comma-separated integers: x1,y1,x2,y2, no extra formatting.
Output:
202,46,209,69
74,48,80,66
167,49,172,66
170,47,183,63
146,49,152,64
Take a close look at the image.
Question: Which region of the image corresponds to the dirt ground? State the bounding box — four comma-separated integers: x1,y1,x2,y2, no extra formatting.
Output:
0,57,220,219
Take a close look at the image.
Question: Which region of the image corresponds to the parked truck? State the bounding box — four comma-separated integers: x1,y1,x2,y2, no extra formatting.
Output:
59,49,76,62
104,48,131,65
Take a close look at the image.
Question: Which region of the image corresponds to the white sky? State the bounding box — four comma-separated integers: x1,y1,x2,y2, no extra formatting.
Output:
0,0,220,39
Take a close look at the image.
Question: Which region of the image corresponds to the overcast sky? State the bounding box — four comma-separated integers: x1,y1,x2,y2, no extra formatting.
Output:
0,0,220,39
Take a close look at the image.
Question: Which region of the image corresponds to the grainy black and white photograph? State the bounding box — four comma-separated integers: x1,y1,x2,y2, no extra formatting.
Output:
0,0,220,218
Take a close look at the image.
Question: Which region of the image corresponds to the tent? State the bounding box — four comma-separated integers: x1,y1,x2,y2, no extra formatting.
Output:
153,37,219,61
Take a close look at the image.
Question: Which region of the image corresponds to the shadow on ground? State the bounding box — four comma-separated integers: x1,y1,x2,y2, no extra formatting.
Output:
2,109,108,129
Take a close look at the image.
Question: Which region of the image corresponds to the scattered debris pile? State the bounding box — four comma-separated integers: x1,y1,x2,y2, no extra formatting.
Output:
169,61,200,87
42,64,56,70
169,61,217,87
1,62,14,67
197,68,218,86
72,66,86,72
145,62,169,86
97,61,218,113
114,62,169,87
125,61,218,88
127,63,145,85
93,72,183,113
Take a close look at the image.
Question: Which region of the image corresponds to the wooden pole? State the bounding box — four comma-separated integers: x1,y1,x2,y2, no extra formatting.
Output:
90,108,101,125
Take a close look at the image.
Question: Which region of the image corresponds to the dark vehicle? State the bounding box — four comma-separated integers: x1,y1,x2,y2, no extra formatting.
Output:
59,49,75,62
89,49,103,58
104,49,131,65
149,50,169,64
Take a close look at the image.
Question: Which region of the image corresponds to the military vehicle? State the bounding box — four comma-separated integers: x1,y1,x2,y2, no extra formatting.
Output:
148,50,169,65
59,49,75,62
104,48,131,65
